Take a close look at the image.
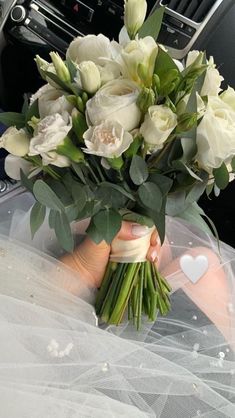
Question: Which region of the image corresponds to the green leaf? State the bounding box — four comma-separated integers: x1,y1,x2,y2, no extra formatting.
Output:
30,202,46,238
93,209,122,244
72,163,86,184
96,185,127,209
45,71,71,93
66,58,78,81
154,47,180,81
100,182,135,201
129,155,148,185
86,218,103,245
20,169,34,193
0,112,25,129
166,191,187,216
26,99,40,123
71,183,87,212
124,135,143,158
138,6,165,40
49,209,57,229
213,163,230,190
148,173,173,196
65,204,79,222
178,202,212,236
54,211,74,253
138,182,162,211
33,180,65,211
150,199,166,244
122,211,154,228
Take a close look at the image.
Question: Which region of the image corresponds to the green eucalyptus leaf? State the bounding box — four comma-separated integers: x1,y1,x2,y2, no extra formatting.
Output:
0,112,25,129
178,202,212,236
100,182,135,201
33,180,65,211
213,163,230,190
72,163,86,184
148,173,173,196
86,218,103,244
130,155,149,185
30,202,46,238
71,183,87,212
54,211,74,252
166,191,187,216
93,209,122,244
49,209,57,229
138,182,162,211
138,6,165,40
121,210,154,227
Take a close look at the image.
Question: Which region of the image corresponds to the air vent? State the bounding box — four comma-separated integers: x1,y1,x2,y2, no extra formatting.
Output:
161,0,217,22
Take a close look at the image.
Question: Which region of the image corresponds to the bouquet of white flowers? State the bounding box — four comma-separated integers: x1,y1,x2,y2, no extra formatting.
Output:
1,1,235,328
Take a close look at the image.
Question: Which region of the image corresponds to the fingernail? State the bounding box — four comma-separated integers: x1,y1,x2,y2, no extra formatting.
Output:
150,249,158,262
132,225,149,237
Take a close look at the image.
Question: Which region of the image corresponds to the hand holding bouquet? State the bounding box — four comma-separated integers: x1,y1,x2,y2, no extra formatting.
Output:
1,0,235,328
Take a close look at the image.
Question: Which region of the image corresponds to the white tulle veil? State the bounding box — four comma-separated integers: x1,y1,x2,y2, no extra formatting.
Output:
0,191,234,417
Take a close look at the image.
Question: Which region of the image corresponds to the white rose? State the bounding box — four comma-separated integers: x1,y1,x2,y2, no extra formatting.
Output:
118,36,158,84
86,79,141,132
0,127,30,156
4,154,41,180
66,34,112,65
186,50,223,96
78,61,101,94
30,84,73,119
29,113,72,156
196,96,235,172
124,0,147,39
220,86,235,112
41,151,70,167
140,105,177,150
83,120,133,158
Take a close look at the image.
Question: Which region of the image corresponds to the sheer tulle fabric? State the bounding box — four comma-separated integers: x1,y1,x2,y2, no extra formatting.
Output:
0,193,235,417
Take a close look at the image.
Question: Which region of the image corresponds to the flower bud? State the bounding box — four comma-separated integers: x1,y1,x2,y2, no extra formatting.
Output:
124,0,147,39
78,61,101,94
137,87,155,114
49,52,71,83
35,55,50,80
175,112,197,133
57,136,84,163
0,127,30,156
72,109,87,142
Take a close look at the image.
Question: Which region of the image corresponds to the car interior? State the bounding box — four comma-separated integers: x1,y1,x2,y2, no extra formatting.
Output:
0,0,235,246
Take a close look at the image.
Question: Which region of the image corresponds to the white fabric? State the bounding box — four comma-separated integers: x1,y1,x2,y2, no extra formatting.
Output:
0,192,234,417
110,227,155,262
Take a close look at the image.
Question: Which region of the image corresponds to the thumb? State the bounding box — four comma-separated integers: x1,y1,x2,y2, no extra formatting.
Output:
117,221,151,241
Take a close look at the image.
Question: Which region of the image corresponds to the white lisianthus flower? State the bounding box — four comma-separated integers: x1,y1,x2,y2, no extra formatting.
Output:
0,127,30,156
29,113,72,156
118,36,158,84
41,151,70,167
124,0,147,39
66,34,112,65
86,79,141,132
186,50,224,96
83,120,133,158
78,61,101,94
196,96,235,172
220,86,235,112
4,155,41,180
30,84,73,119
35,55,60,88
140,105,177,150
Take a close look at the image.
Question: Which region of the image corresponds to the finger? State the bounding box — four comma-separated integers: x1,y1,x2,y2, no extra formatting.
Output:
147,244,159,263
150,229,159,247
117,221,151,241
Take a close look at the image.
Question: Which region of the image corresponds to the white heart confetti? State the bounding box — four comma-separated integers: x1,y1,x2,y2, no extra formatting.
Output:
180,254,209,284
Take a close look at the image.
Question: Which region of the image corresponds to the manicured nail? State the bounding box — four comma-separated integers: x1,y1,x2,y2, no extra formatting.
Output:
132,225,149,237
150,249,158,262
